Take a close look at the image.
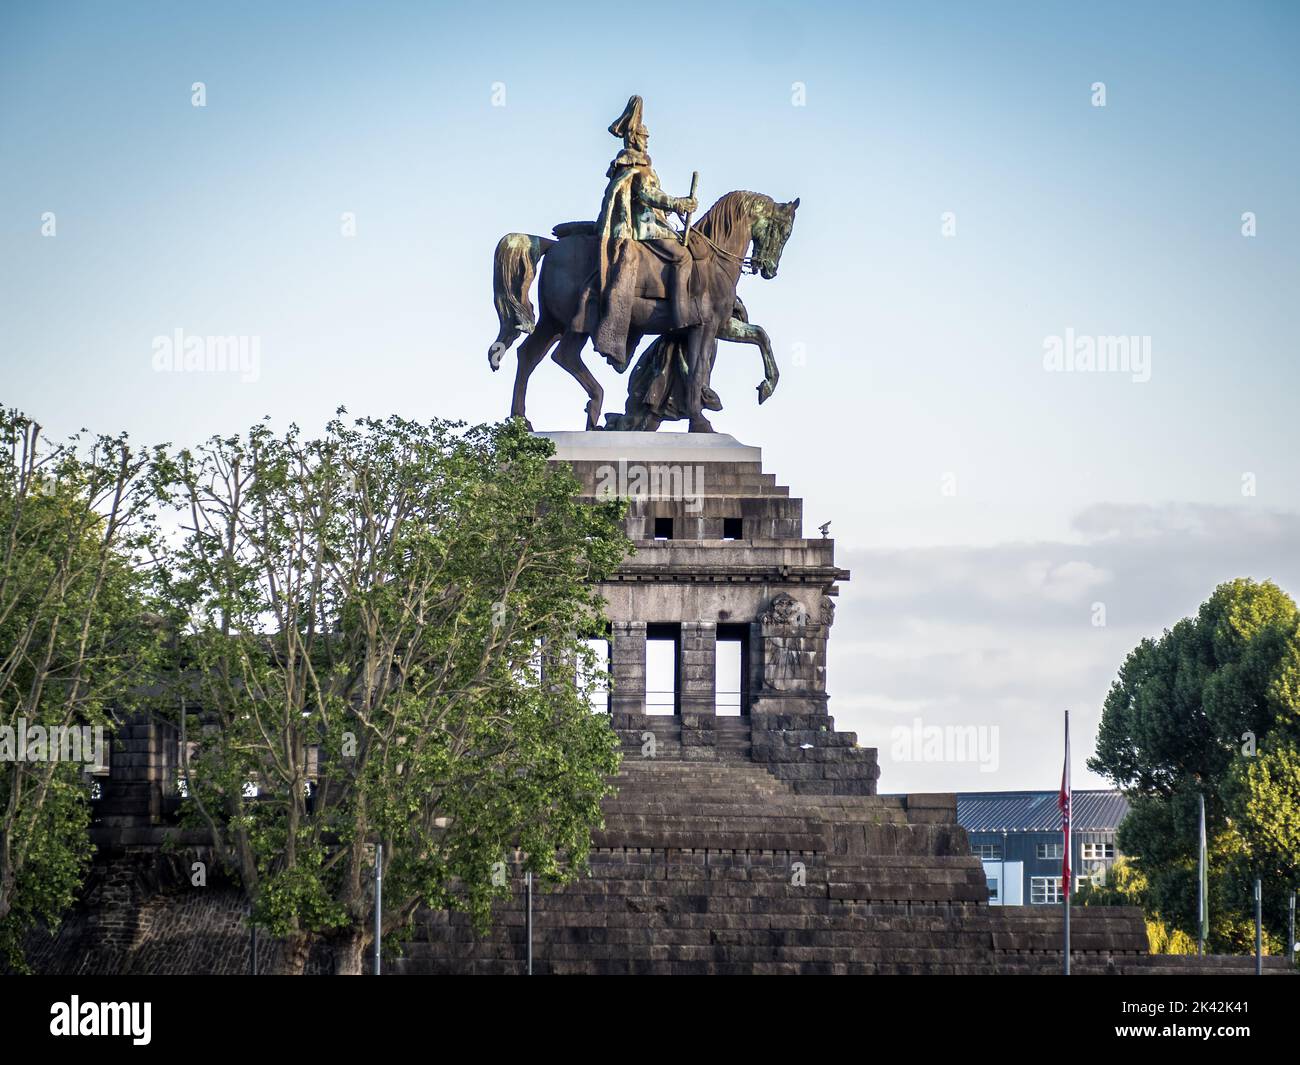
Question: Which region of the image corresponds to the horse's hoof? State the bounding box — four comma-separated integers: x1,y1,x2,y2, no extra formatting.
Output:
757,381,774,404
688,416,715,434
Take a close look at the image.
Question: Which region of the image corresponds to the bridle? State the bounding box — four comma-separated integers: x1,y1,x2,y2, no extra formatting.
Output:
674,224,764,274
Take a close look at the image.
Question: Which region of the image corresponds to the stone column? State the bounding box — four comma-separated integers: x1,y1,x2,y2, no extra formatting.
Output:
98,716,174,826
680,622,717,760
679,622,717,715
610,621,647,716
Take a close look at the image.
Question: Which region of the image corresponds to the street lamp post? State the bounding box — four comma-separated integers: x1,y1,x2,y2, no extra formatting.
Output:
1254,877,1262,977
374,842,383,976
525,869,533,975
1290,889,1296,970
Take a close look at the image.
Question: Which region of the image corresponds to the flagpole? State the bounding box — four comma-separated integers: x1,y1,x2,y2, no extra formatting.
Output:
1062,709,1071,976
1063,870,1071,975
1198,793,1206,957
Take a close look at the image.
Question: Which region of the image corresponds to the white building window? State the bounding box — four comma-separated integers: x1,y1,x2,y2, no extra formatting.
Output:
1030,876,1063,904
972,844,1002,860
1035,842,1064,860
1081,841,1115,860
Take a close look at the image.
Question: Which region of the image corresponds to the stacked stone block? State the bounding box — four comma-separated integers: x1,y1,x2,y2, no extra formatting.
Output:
95,717,177,827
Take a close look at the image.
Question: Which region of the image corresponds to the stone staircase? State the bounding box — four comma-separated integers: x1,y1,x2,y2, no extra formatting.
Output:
391,756,1192,975
26,751,1291,976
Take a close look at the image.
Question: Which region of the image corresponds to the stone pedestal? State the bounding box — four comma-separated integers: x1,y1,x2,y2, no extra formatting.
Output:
539,431,878,795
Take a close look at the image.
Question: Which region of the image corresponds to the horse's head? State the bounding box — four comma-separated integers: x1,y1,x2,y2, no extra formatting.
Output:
750,197,799,279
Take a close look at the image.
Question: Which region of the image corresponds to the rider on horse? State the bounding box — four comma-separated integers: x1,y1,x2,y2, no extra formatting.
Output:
592,96,697,365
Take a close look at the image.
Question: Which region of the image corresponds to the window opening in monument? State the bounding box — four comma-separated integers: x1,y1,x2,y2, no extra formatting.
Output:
645,623,680,715
581,635,611,713
722,517,743,540
715,624,748,716
653,517,673,540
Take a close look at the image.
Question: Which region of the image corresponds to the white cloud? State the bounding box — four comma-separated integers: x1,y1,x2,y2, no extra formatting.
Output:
827,504,1300,793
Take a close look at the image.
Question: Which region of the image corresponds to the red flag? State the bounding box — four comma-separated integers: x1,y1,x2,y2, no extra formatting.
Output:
1058,711,1071,895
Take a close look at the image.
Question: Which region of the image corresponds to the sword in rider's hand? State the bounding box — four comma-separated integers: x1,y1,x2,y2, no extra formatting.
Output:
681,171,700,249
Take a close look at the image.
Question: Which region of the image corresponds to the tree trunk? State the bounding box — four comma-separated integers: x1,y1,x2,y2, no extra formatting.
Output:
269,932,312,976
0,868,13,924
332,928,368,975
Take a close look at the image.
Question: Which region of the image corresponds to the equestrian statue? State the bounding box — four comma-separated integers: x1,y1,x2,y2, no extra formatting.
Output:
487,95,798,433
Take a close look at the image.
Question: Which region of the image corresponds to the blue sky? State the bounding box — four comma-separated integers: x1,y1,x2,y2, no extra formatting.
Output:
3,0,1298,790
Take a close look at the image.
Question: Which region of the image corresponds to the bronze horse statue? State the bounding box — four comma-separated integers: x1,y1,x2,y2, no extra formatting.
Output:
488,190,798,432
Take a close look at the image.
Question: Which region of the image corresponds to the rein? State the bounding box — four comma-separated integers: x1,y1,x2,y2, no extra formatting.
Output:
673,221,760,273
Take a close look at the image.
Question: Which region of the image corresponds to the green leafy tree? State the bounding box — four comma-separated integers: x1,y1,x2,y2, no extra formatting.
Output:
1089,578,1300,954
167,413,628,974
0,408,169,970
1077,856,1205,954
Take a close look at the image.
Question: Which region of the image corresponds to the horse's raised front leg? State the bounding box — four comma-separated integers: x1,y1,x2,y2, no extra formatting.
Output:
550,331,604,431
717,314,779,404
512,315,561,429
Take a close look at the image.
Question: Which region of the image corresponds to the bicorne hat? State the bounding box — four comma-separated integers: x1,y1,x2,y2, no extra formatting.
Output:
608,95,646,141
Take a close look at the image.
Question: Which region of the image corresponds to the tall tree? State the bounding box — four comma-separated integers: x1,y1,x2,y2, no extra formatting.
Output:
0,408,168,970
167,413,628,974
1089,578,1300,953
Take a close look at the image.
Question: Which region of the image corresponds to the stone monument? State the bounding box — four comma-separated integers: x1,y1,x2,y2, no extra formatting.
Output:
22,97,1287,978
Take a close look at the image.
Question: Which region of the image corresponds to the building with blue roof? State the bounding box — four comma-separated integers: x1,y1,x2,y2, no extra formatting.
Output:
956,790,1130,906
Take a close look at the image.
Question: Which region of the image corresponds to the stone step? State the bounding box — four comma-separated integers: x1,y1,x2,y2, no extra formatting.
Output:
598,802,908,823
592,829,828,851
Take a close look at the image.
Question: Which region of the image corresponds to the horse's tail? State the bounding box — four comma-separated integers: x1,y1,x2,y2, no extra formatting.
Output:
488,233,555,369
